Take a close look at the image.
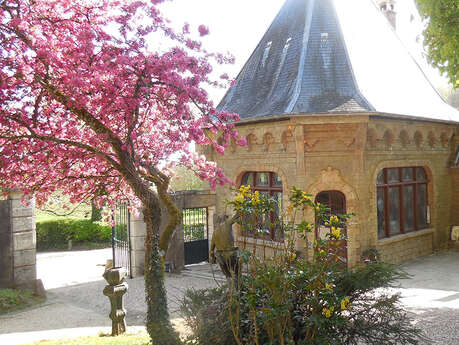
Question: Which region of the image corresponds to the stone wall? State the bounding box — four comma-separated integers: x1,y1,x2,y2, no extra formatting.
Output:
0,191,37,288
129,190,216,277
203,114,459,267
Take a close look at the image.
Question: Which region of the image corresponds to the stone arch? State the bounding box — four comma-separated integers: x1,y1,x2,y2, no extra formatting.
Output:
367,128,377,148
307,167,361,266
399,130,410,147
233,164,290,194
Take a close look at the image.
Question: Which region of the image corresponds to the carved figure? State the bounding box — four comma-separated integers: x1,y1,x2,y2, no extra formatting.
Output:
210,214,240,282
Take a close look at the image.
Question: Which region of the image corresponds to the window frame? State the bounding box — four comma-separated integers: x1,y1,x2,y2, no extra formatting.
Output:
240,171,283,241
377,167,429,239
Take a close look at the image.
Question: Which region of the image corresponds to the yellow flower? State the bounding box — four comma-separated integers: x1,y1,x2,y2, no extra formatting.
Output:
341,297,350,310
251,191,260,205
319,249,326,256
325,283,333,290
322,306,334,318
234,193,245,203
331,227,341,239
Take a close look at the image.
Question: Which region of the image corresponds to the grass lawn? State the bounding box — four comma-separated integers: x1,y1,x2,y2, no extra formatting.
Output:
25,333,151,345
0,288,45,315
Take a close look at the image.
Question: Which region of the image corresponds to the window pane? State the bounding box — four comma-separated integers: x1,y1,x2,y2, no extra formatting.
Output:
330,192,345,215
417,184,428,228
257,172,269,186
388,187,401,235
242,173,254,186
416,168,427,182
273,173,282,186
403,185,414,231
402,168,414,182
387,168,399,183
316,192,330,209
377,170,384,185
377,189,386,239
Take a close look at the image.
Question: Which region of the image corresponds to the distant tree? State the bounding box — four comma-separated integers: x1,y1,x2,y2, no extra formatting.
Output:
416,0,459,87
170,166,206,191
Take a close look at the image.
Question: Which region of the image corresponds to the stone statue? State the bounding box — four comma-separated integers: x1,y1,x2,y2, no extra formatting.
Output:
210,214,240,282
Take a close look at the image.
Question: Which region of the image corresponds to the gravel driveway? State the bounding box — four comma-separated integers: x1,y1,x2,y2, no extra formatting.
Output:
1,249,458,345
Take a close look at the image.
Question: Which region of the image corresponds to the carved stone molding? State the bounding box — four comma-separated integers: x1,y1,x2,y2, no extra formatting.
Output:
263,132,275,152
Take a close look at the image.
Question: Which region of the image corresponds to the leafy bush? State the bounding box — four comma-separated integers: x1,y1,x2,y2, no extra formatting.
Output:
36,219,111,249
180,186,426,345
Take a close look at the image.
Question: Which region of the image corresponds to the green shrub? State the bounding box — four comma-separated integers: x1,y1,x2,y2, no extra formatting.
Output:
181,186,427,345
36,219,111,249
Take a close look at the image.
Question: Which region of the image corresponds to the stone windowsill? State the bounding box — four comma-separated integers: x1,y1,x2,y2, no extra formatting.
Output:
378,228,434,246
236,235,284,249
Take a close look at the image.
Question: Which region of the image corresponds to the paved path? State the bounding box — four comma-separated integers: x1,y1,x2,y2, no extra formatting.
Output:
1,249,459,345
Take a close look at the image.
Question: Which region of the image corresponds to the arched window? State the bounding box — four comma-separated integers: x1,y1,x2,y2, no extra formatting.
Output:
315,190,346,217
241,172,282,240
377,167,429,239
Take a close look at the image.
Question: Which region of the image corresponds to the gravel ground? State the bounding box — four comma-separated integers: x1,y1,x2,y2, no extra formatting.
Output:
1,249,459,345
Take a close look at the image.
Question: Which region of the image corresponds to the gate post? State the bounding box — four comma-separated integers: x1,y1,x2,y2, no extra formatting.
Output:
129,211,146,278
0,190,37,289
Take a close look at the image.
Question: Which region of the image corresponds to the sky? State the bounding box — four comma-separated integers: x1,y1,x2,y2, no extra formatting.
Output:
157,0,449,104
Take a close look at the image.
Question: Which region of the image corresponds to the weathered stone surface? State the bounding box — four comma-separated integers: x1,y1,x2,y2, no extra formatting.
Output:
130,219,146,238
13,249,36,268
13,231,36,251
14,265,36,285
12,216,34,233
11,199,34,218
201,115,459,267
130,236,145,251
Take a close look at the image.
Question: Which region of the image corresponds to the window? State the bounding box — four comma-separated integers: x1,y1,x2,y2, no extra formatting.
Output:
377,167,429,239
315,191,346,239
241,172,282,240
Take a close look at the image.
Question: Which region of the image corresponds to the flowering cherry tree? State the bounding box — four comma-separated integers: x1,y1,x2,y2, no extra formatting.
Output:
0,0,243,342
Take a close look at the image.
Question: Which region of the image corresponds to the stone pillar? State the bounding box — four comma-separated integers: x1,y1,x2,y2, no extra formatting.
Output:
129,211,146,278
0,191,37,288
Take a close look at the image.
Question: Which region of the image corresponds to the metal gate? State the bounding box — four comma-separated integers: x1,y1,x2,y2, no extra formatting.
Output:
183,208,209,265
112,204,131,277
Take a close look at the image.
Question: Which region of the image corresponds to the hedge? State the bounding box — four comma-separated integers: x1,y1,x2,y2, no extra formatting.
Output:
36,219,111,250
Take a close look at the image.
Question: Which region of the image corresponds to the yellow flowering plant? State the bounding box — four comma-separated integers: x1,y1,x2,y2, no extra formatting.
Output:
192,186,427,345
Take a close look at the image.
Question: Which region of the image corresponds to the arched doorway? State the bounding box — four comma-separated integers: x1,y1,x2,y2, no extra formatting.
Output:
315,190,348,266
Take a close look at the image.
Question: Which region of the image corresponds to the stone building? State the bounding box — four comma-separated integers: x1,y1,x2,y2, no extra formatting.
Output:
202,0,459,267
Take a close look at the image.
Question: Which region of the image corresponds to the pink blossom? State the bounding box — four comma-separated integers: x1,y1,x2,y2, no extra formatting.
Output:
198,25,209,37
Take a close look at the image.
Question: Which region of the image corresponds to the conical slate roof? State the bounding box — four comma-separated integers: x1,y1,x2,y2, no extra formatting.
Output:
218,0,459,122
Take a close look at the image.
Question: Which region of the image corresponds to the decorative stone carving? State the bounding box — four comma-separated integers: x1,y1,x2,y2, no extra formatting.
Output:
230,139,237,153
303,124,358,152
281,130,294,152
399,130,410,147
414,131,423,148
383,129,395,148
427,131,437,148
103,267,128,336
263,132,275,152
246,133,257,152
367,128,377,148
440,132,450,148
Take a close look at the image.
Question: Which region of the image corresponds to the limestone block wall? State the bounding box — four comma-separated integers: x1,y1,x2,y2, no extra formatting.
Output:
0,191,36,288
205,114,459,267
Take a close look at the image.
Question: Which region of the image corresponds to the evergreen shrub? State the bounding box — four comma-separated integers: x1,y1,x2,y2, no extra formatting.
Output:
36,219,111,249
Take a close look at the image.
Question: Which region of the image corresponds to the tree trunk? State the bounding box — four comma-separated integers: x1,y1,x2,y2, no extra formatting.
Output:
143,201,180,345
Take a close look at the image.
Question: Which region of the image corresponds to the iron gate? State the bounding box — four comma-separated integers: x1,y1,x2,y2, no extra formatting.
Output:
183,207,209,265
112,204,131,277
